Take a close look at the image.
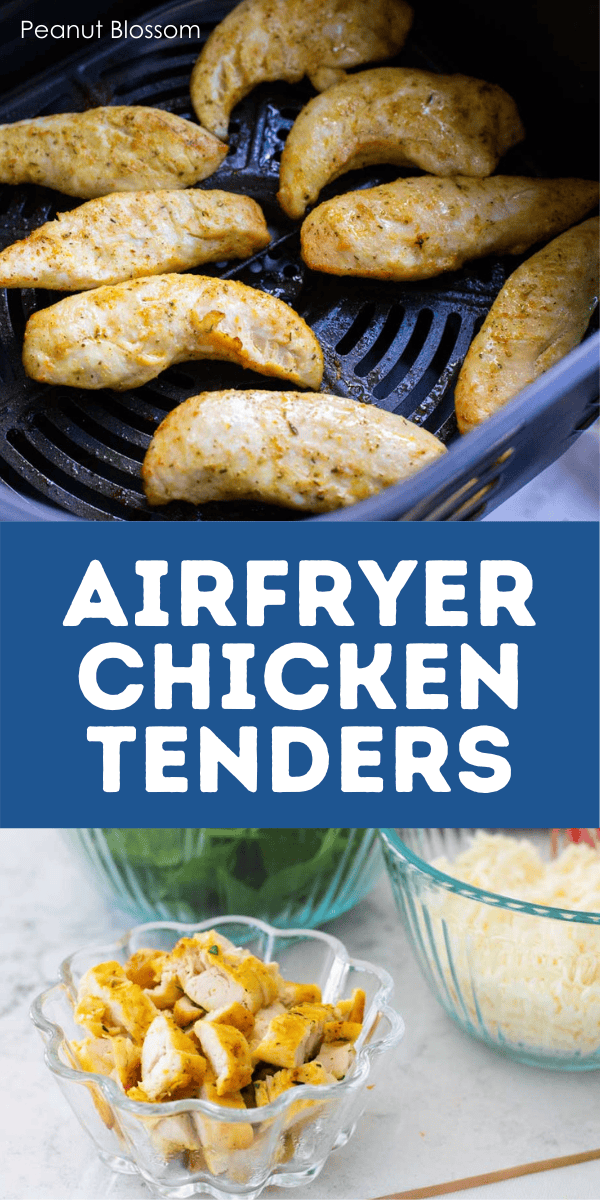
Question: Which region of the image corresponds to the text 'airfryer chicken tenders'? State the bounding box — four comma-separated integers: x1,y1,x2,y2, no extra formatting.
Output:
0,190,270,291
190,0,414,140
278,68,524,218
142,389,446,511
455,216,600,434
22,276,324,391
0,106,227,198
70,929,366,1177
301,175,600,280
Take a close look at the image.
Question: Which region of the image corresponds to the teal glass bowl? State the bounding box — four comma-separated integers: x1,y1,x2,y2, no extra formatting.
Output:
379,828,600,1070
65,829,382,928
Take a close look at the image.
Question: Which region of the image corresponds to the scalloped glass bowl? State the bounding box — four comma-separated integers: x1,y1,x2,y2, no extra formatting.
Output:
64,829,383,927
31,916,404,1199
379,829,600,1070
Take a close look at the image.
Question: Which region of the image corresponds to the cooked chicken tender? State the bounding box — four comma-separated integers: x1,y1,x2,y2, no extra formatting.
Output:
173,996,204,1028
0,107,226,198
253,1061,334,1106
322,1020,362,1043
193,1020,254,1095
253,1011,323,1068
455,217,600,433
185,954,279,1014
75,961,157,1044
141,1013,206,1101
71,1035,141,1092
204,1002,256,1036
142,1113,200,1157
301,175,600,280
170,930,240,986
190,0,413,139
346,987,366,1024
248,1001,287,1052
142,389,446,512
0,190,270,291
192,1073,254,1166
314,1040,356,1079
124,949,169,990
279,981,322,1006
22,275,324,391
278,68,524,218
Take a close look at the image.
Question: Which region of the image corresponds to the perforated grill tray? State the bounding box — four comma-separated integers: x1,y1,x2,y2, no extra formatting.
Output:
0,0,597,521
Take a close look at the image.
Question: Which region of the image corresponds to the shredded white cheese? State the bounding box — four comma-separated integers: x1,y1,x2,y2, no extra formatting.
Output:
426,832,600,1057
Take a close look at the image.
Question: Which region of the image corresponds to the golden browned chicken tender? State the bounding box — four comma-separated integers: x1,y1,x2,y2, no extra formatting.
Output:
0,191,270,291
0,106,227,198
301,175,600,280
455,217,600,434
278,68,524,218
22,275,324,391
142,389,446,511
190,0,413,140
74,961,157,1044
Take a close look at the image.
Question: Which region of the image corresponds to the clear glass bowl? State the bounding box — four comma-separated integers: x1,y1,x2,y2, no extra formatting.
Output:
31,916,404,1199
64,829,383,927
379,829,600,1070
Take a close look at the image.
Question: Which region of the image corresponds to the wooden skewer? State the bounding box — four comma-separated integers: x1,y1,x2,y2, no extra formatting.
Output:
373,1147,600,1199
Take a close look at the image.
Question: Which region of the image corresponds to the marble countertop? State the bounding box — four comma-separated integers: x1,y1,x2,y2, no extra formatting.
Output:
483,425,599,522
1,829,599,1200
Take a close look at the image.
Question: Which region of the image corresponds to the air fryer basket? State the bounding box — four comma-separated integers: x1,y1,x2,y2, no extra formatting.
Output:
0,0,597,522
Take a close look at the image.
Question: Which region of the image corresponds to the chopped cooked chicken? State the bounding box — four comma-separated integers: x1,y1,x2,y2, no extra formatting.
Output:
75,962,157,1043
185,952,279,1014
278,68,524,218
455,216,600,433
190,0,413,140
71,1035,141,1092
279,981,322,1006
191,1072,254,1172
169,936,211,986
322,1020,362,1043
301,175,600,280
290,989,364,1023
141,1012,206,1101
252,1011,324,1068
0,190,270,291
288,1001,338,1023
141,1113,200,1157
204,1002,256,1036
124,949,168,990
346,988,366,1024
124,946,184,1009
142,388,446,512
253,1060,334,1106
0,107,227,198
22,274,324,391
70,934,367,1176
173,995,205,1028
145,977,183,1011
314,1040,356,1079
248,1001,287,1052
193,1020,254,1095
170,931,237,982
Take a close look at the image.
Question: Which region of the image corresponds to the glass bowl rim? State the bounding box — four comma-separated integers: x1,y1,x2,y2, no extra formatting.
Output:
379,829,600,925
30,913,405,1123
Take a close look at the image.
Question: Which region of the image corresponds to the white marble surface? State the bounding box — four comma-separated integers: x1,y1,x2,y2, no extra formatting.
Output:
1,829,599,1200
483,425,599,521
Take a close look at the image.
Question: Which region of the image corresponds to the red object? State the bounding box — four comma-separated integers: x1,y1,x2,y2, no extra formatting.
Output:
551,829,600,855
567,828,600,847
